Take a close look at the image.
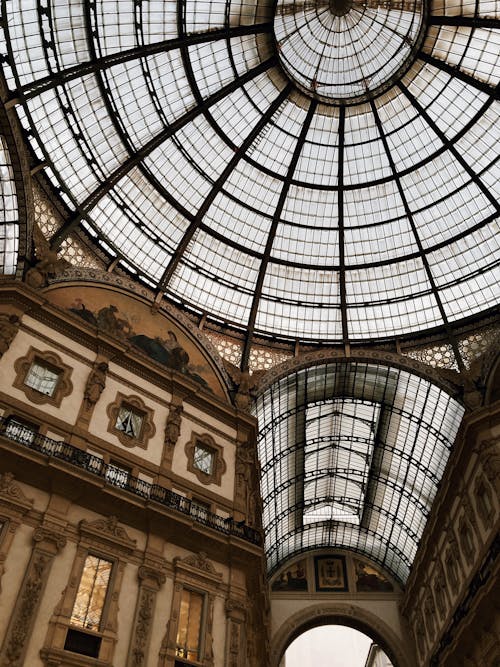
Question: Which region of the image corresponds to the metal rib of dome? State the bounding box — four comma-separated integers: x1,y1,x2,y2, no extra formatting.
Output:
0,0,499,345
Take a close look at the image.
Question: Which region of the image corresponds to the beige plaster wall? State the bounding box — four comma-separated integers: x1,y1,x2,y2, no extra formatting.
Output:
0,327,90,425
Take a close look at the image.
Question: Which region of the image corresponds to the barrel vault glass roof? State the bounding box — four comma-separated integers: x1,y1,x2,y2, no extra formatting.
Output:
254,361,465,583
0,0,499,344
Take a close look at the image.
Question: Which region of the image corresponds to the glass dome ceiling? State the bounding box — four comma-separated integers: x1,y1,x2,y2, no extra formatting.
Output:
1,0,499,345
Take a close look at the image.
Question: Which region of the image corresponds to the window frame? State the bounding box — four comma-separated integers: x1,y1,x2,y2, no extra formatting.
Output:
175,587,207,663
69,552,115,635
13,347,73,407
106,392,155,449
185,433,226,486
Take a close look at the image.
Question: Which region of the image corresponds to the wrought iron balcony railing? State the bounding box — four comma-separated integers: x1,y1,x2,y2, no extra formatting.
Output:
0,415,261,545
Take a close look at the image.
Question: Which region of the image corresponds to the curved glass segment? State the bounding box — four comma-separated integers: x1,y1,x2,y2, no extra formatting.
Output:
254,361,464,583
0,136,19,275
1,1,498,342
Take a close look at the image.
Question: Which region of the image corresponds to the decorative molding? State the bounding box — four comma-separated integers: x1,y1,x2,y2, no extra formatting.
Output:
0,471,33,513
79,516,137,554
106,392,155,450
127,588,156,667
13,346,73,407
185,432,226,486
174,551,221,579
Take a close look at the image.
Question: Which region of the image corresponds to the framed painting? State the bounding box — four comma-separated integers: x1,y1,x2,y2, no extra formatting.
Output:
314,555,348,592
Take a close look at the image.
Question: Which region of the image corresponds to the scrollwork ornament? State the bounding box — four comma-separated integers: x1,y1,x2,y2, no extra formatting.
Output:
32,526,67,552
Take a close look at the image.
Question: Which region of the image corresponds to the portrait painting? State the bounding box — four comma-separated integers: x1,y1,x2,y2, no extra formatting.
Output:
314,555,348,592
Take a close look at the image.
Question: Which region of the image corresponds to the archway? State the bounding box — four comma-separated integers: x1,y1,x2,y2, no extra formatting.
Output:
270,603,414,667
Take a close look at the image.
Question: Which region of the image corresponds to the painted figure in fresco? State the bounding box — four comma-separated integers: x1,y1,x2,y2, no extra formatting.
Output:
69,302,209,389
97,305,131,339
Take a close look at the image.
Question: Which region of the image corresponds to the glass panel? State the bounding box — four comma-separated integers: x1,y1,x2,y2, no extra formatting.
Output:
254,362,464,583
24,362,59,396
115,405,143,438
71,555,113,631
193,445,214,475
176,589,203,661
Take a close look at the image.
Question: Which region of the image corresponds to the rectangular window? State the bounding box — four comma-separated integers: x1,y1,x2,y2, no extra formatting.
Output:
176,589,204,661
70,555,113,632
24,361,60,396
115,405,143,439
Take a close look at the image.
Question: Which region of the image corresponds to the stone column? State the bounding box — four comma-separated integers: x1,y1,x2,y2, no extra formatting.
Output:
127,562,167,667
0,524,66,667
225,598,247,667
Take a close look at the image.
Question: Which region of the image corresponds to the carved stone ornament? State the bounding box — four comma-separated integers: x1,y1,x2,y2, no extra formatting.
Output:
0,471,34,513
79,515,137,553
138,564,167,589
175,551,219,576
33,526,67,552
164,402,183,449
474,436,500,488
0,312,20,358
223,360,265,411
25,231,70,289
0,550,50,667
83,360,109,408
225,597,248,617
129,588,155,667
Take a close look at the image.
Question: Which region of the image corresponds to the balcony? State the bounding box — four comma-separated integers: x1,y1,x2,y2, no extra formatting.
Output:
0,415,261,546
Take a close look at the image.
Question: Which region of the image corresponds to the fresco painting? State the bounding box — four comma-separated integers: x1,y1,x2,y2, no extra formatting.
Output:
272,559,308,591
354,558,394,592
45,285,225,397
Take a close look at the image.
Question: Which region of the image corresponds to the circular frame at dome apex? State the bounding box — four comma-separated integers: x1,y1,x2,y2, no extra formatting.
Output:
274,0,428,104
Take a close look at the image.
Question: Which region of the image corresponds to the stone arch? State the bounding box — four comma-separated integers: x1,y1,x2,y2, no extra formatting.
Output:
270,603,415,667
255,348,462,402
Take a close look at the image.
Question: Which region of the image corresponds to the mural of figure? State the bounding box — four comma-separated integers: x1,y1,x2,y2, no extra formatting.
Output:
97,305,131,338
84,362,109,407
0,313,20,357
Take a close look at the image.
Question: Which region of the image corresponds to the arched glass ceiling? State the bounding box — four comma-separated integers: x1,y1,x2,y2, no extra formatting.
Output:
0,135,18,275
254,362,464,583
0,1,499,344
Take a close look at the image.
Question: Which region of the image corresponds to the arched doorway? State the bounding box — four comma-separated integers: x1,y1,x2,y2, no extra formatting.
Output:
283,625,393,666
271,604,414,667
